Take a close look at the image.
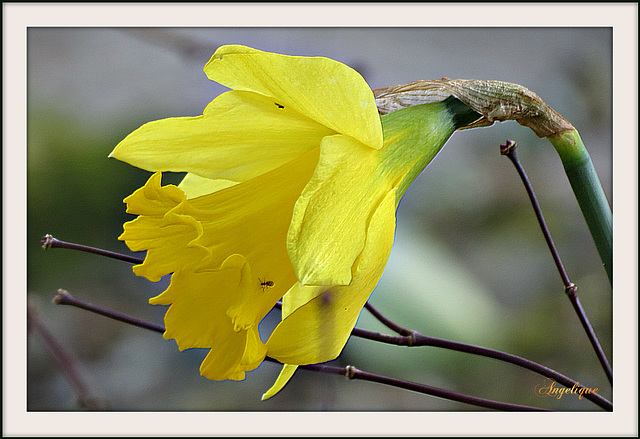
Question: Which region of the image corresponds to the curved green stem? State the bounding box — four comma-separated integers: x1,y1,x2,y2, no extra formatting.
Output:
548,129,612,284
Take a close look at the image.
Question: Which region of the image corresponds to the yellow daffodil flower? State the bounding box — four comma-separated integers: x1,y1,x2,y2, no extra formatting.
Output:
110,45,479,395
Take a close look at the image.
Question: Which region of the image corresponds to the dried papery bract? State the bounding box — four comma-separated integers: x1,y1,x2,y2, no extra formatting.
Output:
374,78,574,138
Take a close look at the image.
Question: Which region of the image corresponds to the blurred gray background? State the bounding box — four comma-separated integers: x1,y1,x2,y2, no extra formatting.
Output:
27,27,612,411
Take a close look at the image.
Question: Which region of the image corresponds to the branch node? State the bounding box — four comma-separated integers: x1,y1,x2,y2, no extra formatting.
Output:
53,289,72,305
41,234,56,249
565,283,578,296
500,139,517,156
344,365,358,379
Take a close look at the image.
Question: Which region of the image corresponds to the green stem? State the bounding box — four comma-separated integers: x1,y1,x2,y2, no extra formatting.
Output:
547,129,612,285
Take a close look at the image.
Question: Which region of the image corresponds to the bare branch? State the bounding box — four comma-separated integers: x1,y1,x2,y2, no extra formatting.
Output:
500,140,612,384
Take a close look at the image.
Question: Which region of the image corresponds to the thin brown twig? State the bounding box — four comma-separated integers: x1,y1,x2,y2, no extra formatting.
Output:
54,290,164,333
54,291,549,411
45,237,611,410
281,301,612,411
27,299,107,410
41,234,144,265
500,140,612,385
276,361,550,412
352,325,611,411
364,301,412,336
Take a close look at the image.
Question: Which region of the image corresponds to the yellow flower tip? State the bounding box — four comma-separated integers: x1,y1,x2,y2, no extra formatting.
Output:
108,137,135,163
226,371,247,382
262,364,298,400
133,265,163,283
200,357,246,382
209,44,262,61
108,136,132,160
122,172,186,216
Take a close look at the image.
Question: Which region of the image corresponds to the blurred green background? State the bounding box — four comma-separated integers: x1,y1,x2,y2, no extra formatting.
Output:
27,27,612,411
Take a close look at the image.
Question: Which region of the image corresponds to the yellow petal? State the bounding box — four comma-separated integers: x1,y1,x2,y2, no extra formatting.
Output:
120,174,209,282
267,189,397,365
287,134,391,286
149,254,266,381
178,173,238,199
110,90,333,182
205,45,383,150
262,364,298,400
199,330,249,381
123,172,186,217
241,326,269,371
281,283,325,318
201,325,268,381
122,147,321,323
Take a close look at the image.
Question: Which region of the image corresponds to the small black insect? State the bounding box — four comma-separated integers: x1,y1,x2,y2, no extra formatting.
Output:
258,277,275,292
274,102,285,109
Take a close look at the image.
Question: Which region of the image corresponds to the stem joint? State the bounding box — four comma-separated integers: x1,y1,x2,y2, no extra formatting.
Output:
565,283,578,297
345,365,358,379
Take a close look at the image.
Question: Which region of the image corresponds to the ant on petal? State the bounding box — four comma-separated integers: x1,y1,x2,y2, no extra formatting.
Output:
258,277,274,292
